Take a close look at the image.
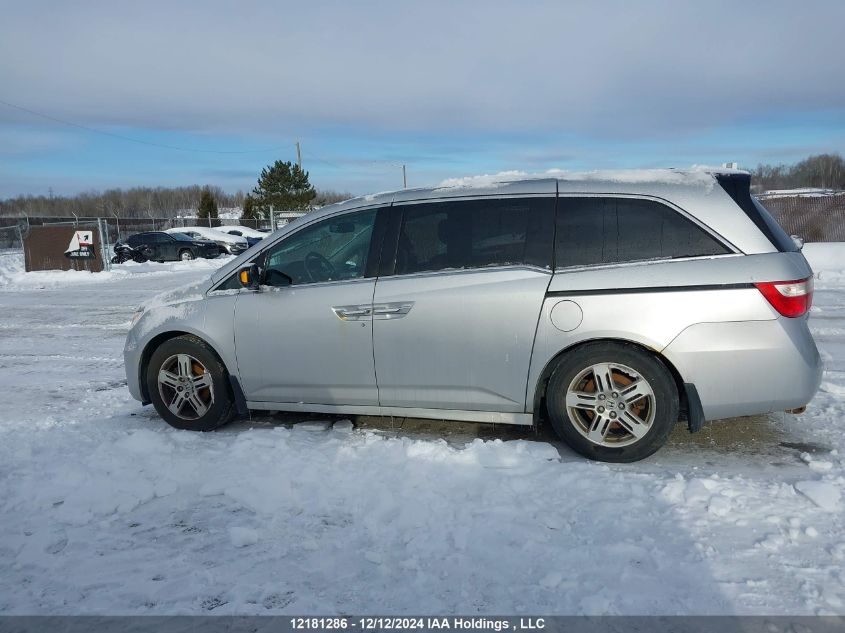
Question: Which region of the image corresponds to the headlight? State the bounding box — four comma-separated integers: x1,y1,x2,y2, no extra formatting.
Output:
130,307,144,328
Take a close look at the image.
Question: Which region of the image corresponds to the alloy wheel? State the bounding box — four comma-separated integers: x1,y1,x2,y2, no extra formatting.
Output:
564,362,656,447
157,353,214,420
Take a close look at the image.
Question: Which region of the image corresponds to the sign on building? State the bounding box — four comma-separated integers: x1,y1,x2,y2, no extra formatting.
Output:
65,230,97,260
24,225,106,273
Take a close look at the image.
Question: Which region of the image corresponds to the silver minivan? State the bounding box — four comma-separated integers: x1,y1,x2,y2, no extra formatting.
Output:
123,169,822,462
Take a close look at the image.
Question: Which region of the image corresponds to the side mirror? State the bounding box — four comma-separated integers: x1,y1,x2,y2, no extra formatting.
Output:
238,263,261,290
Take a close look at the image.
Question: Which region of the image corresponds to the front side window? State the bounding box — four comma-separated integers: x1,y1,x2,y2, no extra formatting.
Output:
394,197,554,275
263,209,377,286
555,197,730,269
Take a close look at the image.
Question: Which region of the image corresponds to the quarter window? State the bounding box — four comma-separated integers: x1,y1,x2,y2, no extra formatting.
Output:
394,197,554,275
555,197,729,268
263,209,377,285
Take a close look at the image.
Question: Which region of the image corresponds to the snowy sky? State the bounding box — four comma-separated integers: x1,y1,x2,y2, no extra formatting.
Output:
1,0,844,197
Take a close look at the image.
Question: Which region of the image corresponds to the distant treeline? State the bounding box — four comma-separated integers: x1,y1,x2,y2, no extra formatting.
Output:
3,153,843,218
751,153,845,192
0,185,351,218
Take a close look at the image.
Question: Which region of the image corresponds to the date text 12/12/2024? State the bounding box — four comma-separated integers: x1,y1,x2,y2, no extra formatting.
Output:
290,618,546,631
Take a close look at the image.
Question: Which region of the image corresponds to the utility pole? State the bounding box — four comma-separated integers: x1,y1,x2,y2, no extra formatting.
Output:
295,142,301,168
402,164,407,189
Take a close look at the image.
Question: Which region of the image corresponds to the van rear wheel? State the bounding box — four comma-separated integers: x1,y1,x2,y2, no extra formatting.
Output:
545,342,678,462
146,335,234,431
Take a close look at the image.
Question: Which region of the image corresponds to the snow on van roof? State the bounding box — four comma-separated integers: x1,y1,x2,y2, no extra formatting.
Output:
436,166,746,190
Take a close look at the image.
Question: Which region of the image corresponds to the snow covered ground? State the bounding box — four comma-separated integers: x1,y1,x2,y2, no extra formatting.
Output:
0,245,844,615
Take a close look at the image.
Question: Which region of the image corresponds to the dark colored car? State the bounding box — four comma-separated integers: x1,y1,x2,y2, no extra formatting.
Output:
123,231,220,262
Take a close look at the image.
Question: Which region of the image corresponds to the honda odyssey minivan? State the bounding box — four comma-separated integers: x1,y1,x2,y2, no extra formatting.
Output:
123,169,822,462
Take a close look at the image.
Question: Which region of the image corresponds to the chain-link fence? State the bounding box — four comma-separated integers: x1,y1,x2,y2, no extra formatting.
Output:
759,193,845,242
0,222,25,277
0,213,308,265
0,215,300,273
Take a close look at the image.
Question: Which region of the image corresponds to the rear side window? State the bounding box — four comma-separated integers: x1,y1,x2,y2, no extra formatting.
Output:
555,197,730,268
394,197,554,275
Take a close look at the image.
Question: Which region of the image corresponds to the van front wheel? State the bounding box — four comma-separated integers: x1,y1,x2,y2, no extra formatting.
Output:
545,342,678,462
146,335,234,431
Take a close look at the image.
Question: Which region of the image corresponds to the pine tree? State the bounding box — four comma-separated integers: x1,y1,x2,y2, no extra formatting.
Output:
252,160,316,217
197,188,218,220
241,194,259,220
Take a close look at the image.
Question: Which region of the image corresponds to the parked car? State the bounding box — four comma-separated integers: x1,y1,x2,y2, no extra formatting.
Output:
124,170,822,462
218,225,267,247
119,231,220,262
164,226,249,255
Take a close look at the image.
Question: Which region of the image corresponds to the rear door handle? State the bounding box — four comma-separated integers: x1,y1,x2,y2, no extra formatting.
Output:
372,302,414,319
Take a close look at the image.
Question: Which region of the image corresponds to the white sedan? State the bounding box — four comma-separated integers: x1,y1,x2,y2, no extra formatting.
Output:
164,226,249,255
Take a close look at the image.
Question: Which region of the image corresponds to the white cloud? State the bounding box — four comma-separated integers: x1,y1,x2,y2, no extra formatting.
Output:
1,0,843,138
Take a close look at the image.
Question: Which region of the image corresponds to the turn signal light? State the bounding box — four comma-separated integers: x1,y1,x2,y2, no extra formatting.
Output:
754,277,813,318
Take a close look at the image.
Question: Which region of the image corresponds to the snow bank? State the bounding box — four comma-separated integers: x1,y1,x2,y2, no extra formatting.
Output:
229,527,259,548
794,480,841,512
761,188,844,198
0,255,233,290
804,243,845,281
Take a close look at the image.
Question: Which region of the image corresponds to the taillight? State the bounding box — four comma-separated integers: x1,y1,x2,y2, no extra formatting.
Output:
754,277,813,318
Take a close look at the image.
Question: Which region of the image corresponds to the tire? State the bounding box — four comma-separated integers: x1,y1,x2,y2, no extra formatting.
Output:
146,335,234,431
179,249,194,261
545,342,679,462
110,255,121,264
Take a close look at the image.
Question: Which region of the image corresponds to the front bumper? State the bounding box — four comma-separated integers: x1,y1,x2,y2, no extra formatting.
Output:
221,242,247,255
124,341,144,403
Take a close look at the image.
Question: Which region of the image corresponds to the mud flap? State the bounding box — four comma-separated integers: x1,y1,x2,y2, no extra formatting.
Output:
684,383,705,433
228,375,250,417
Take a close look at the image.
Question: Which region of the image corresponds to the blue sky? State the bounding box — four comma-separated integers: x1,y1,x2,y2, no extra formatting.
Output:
1,0,844,198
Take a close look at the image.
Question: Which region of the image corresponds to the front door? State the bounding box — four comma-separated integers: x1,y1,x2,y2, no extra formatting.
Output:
372,197,555,412
234,208,381,405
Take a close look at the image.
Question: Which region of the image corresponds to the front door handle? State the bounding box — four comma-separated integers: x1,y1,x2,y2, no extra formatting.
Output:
332,305,372,321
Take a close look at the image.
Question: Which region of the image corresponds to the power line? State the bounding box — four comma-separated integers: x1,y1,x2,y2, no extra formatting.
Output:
3,97,413,187
0,98,293,155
